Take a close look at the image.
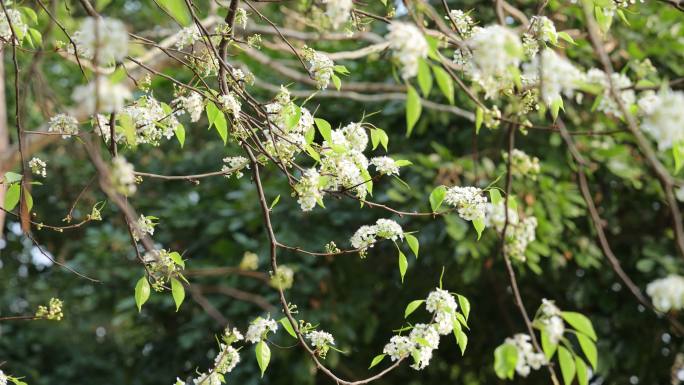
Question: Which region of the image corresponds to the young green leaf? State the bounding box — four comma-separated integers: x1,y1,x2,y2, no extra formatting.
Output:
558,346,576,385
472,218,485,240
332,74,342,91
457,294,471,321
489,189,503,205
156,0,192,25
475,107,484,133
577,333,598,369
406,85,422,137
575,357,589,385
314,118,332,143
255,340,271,377
368,354,386,369
454,327,468,355
4,184,20,211
214,112,228,144
134,276,150,312
494,343,518,380
404,299,424,318
170,278,185,311
398,250,408,283
279,317,297,338
404,233,419,258
429,185,446,211
206,101,220,128
174,124,185,148
561,311,597,340
23,188,33,213
168,251,185,268
417,59,433,97
432,65,454,105
541,329,558,360
269,195,281,210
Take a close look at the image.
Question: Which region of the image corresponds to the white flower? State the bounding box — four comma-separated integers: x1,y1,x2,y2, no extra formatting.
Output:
121,95,180,145
245,316,278,343
639,89,684,151
111,156,136,195
193,372,220,385
175,25,202,49
523,49,583,106
134,214,156,241
467,25,523,99
383,335,413,361
446,9,474,38
370,156,400,176
214,344,240,374
386,22,428,79
323,0,353,29
504,216,537,262
586,68,635,118
340,122,368,152
72,17,129,63
409,323,440,350
350,225,378,250
523,16,558,56
484,201,519,231
374,218,403,241
306,330,335,349
72,78,132,114
222,156,250,179
0,9,27,44
48,113,79,138
546,316,565,344
505,149,541,178
175,92,204,122
28,157,47,178
295,168,324,211
0,370,7,385
306,50,335,90
219,93,241,120
646,275,684,312
426,288,458,314
505,334,546,377
410,347,434,370
444,186,487,221
270,265,295,290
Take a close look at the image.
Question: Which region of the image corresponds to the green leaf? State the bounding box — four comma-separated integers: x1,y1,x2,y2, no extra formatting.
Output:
404,299,424,318
429,185,446,211
23,187,33,212
332,74,342,91
475,107,484,133
473,217,485,240
398,250,408,283
575,357,589,385
454,327,468,355
432,65,454,104
4,183,20,211
557,31,576,45
405,233,419,258
255,340,271,377
269,195,281,210
417,59,433,97
119,114,136,145
370,128,380,150
21,7,38,24
28,28,42,46
577,333,598,369
285,105,301,130
673,141,683,173
314,118,332,143
369,354,386,369
494,343,518,380
279,317,297,338
170,278,185,311
541,329,558,360
489,189,502,205
333,65,350,75
156,0,192,26
457,294,471,321
551,97,564,119
206,101,220,129
174,124,185,148
561,311,597,340
214,112,228,144
168,251,185,268
305,144,321,162
134,277,150,312
558,346,576,385
405,85,422,137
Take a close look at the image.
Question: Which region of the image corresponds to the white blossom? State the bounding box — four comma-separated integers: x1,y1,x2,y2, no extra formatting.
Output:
193,372,220,385
505,334,546,377
121,95,180,145
175,92,204,122
444,186,487,221
133,214,156,241
219,93,241,120
374,218,404,241
523,49,583,106
646,275,684,312
340,122,368,152
383,335,413,361
323,0,353,29
0,9,27,44
295,168,324,211
386,22,428,79
72,78,132,114
175,25,202,50
350,225,377,250
638,89,684,151
505,149,541,178
214,344,240,374
446,9,475,38
48,113,79,138
466,25,523,98
306,50,335,90
505,216,537,262
585,68,635,117
370,156,400,176
222,156,249,179
111,156,136,195
71,17,129,63
0,370,7,385
306,330,335,357
245,316,278,343
28,157,47,178
426,288,458,314
484,201,519,231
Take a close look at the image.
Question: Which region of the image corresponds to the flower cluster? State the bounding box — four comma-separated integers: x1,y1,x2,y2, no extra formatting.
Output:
175,25,202,50
646,275,684,312
304,48,335,90
0,369,6,385
370,156,401,176
484,201,537,261
239,251,259,270
35,298,64,321
638,88,684,151
444,186,487,221
48,113,79,138
110,156,137,195
120,95,181,145
350,218,403,256
260,87,313,165
72,78,132,114
174,91,204,122
270,265,295,290
318,122,371,199
294,168,323,211
71,17,129,64
538,299,564,344
522,16,558,57
323,0,353,29
0,8,27,44
504,334,546,377
28,157,47,178
386,22,429,79
245,316,278,343
222,156,250,179
219,92,241,120
504,149,540,178
133,214,157,241
585,68,635,118
466,25,523,99
306,330,335,358
426,288,459,334
447,9,475,38
143,249,184,291
522,49,582,106
188,327,243,385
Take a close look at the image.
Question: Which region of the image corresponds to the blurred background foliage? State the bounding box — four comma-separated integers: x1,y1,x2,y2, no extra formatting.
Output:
1,0,683,384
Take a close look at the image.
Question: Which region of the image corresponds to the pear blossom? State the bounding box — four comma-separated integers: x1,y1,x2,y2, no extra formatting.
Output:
245,316,278,343
72,78,132,114
72,17,129,63
48,114,79,138
386,22,429,79
28,157,47,178
444,186,487,221
646,275,684,312
638,89,684,151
